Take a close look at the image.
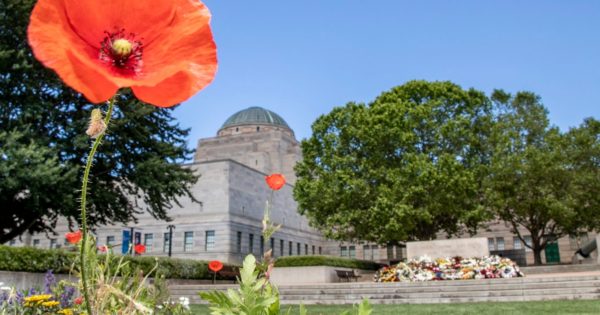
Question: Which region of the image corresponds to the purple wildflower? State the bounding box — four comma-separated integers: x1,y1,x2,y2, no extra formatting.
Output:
44,270,56,294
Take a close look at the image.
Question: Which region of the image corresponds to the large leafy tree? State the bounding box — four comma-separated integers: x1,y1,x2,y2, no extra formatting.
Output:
294,81,493,244
485,90,600,265
0,0,198,243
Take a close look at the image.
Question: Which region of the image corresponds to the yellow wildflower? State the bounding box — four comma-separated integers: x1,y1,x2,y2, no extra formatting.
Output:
23,294,52,303
41,300,60,307
58,308,74,315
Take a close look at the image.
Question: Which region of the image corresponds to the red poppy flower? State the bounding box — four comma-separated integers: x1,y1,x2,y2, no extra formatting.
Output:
27,0,217,107
74,296,83,305
208,260,223,272
134,244,146,254
65,230,82,244
97,245,108,252
265,174,286,190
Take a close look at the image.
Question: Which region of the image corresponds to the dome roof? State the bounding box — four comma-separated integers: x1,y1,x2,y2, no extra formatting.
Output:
220,107,291,130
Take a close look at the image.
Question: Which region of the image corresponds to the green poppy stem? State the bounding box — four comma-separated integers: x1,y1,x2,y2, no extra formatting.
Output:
80,96,116,315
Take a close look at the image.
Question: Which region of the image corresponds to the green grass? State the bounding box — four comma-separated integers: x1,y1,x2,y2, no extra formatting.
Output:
191,299,600,314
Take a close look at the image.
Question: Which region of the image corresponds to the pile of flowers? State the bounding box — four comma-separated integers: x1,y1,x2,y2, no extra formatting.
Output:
374,255,524,282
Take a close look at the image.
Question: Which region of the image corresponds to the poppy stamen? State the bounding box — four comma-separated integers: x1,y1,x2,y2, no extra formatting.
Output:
99,29,143,76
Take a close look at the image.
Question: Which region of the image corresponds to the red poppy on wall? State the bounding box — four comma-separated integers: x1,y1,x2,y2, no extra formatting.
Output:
65,230,83,244
27,0,217,107
265,174,286,190
134,244,146,254
208,260,223,272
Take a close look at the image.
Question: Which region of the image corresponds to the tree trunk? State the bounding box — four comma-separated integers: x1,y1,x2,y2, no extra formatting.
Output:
532,247,543,265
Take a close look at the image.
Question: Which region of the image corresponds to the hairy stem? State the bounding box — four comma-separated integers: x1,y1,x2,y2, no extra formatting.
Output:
80,97,116,315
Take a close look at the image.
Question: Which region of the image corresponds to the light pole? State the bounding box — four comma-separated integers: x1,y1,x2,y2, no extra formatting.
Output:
167,224,175,257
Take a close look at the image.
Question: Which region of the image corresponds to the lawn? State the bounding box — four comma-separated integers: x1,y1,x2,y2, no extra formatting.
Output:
191,299,600,314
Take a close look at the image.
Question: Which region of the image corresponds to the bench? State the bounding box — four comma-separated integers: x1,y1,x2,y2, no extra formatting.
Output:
335,269,360,282
213,266,240,284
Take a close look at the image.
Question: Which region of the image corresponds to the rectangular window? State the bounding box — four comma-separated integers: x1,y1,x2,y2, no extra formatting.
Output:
163,233,171,253
33,239,40,247
260,236,264,256
312,245,315,255
496,237,505,251
280,239,284,257
288,241,292,256
270,237,275,252
205,231,215,251
319,247,322,255
524,235,533,252
363,245,371,260
305,244,308,255
236,232,242,253
184,231,194,252
49,239,57,249
144,233,154,252
249,234,254,254
106,236,115,247
386,244,394,259
297,242,301,255
349,245,356,259
340,246,348,257
487,237,495,251
513,237,522,250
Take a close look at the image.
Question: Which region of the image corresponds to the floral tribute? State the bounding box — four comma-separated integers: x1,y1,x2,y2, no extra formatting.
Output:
374,255,524,282
208,260,224,273
265,173,286,190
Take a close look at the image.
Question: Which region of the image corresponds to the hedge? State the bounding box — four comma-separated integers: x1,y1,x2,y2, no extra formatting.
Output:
274,255,383,270
0,245,232,280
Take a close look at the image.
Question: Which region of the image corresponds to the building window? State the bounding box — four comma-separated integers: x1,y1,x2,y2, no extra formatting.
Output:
319,247,322,255
305,244,308,255
256,126,260,132
513,237,522,250
49,239,57,249
524,235,533,252
487,238,495,251
163,233,171,253
260,236,264,256
205,231,215,251
349,246,356,259
237,232,242,253
496,237,505,251
249,234,254,254
106,236,115,247
386,244,394,259
569,233,589,250
33,239,40,247
142,234,153,252
340,246,348,257
288,241,292,256
312,245,315,255
280,239,284,257
297,242,301,255
184,232,194,252
363,245,371,260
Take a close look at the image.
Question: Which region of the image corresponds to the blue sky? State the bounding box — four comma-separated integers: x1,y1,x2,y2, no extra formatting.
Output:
174,1,600,148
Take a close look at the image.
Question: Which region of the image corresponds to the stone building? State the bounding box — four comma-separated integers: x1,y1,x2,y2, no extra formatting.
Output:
14,107,332,264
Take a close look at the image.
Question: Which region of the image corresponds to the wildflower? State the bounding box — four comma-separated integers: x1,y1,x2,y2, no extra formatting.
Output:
208,260,223,272
41,300,60,307
27,0,217,107
85,109,107,138
265,174,286,190
58,309,74,315
65,230,82,244
97,245,109,252
74,296,83,305
134,244,146,254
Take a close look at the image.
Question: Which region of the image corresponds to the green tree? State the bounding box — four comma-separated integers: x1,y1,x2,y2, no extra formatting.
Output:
484,90,599,265
0,0,198,243
294,81,493,245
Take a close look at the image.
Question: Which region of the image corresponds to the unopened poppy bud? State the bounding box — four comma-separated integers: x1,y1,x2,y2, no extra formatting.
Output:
112,38,133,57
86,109,106,138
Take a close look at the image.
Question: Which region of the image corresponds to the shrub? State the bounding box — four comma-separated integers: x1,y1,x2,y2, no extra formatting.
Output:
0,245,232,280
274,255,383,270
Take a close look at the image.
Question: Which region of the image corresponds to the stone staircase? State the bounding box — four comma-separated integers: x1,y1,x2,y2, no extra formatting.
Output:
169,273,600,305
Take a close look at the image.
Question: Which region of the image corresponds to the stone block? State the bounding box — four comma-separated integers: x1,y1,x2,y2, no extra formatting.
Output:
406,237,489,259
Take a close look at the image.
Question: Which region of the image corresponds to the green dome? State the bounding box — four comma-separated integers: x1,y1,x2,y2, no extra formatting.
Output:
220,107,290,130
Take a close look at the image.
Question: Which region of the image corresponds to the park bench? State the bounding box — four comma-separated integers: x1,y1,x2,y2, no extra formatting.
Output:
335,269,360,282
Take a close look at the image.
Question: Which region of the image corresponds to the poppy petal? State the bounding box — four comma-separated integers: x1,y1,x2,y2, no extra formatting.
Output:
132,65,215,107
64,0,175,48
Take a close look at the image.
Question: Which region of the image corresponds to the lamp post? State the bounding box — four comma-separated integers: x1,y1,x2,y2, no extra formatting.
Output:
167,224,175,257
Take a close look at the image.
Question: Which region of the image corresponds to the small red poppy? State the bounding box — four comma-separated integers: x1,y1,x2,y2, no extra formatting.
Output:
97,245,108,252
265,174,286,190
65,230,82,244
74,296,83,305
208,260,223,272
134,244,146,254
